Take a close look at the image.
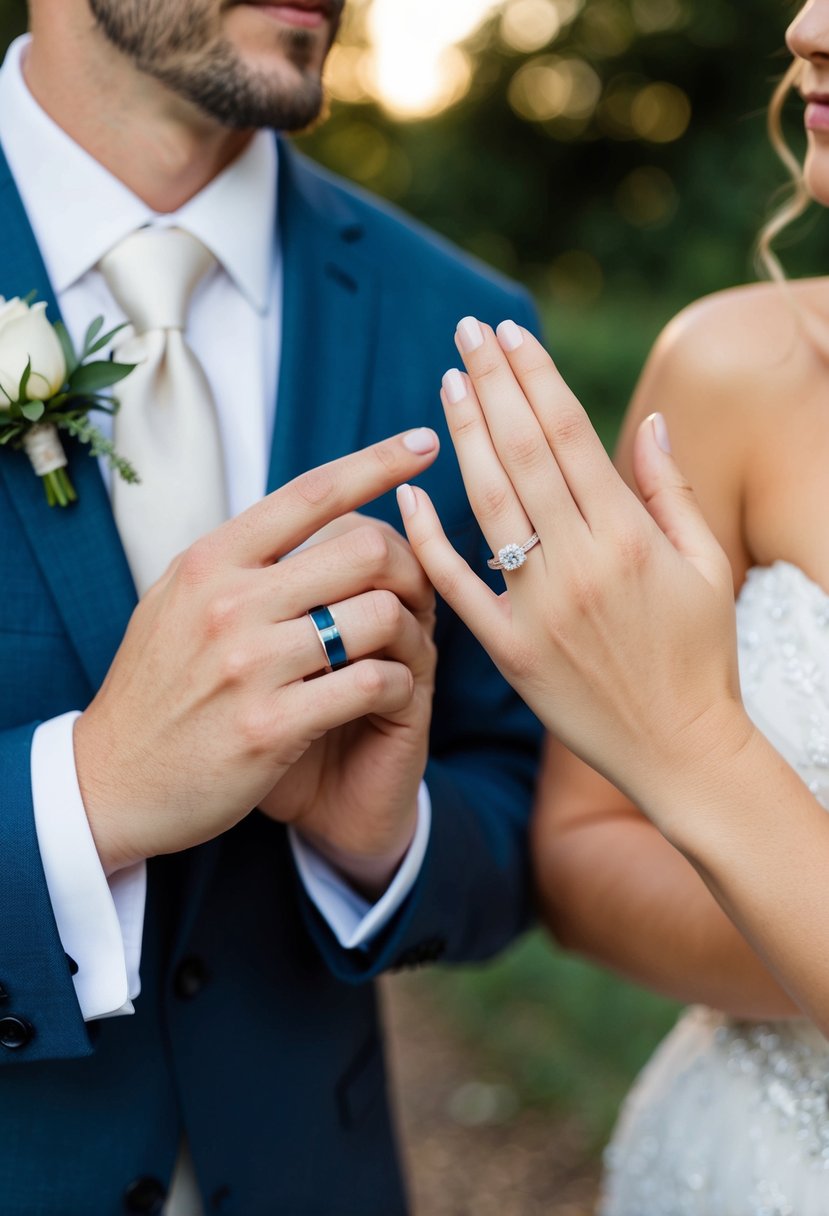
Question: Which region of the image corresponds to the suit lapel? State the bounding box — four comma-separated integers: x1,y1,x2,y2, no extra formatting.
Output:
267,143,380,493
0,147,136,692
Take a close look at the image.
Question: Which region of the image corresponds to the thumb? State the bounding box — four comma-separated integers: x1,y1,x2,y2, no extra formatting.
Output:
633,412,723,578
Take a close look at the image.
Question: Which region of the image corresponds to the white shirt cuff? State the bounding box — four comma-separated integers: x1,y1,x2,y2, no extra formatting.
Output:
288,782,432,949
30,712,146,1021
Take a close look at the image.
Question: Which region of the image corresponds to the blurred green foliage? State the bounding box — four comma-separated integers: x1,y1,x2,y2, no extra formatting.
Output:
0,0,810,1144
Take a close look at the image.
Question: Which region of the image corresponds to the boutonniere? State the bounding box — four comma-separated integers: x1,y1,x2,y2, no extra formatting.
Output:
0,295,139,506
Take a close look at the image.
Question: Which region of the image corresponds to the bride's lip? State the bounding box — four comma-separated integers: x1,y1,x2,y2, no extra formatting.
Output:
805,98,829,132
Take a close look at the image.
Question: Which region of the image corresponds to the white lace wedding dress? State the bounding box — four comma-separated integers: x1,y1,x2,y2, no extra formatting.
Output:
600,562,829,1216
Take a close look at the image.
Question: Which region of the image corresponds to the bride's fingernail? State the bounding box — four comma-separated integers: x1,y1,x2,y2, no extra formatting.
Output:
496,320,524,352
397,484,417,519
442,369,467,404
403,427,438,454
456,316,484,353
649,412,672,454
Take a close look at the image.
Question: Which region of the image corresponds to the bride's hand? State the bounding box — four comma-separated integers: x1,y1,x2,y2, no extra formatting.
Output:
398,317,754,829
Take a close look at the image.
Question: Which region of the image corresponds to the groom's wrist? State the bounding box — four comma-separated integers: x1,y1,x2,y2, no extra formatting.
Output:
294,810,419,902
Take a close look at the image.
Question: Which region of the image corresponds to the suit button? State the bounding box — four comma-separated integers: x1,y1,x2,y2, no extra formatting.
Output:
0,1016,34,1049
174,957,209,1000
123,1176,166,1214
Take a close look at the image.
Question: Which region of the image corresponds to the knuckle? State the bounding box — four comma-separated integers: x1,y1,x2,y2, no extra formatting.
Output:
240,706,273,754
370,589,403,633
204,593,241,638
354,660,387,698
476,480,513,521
450,410,482,441
549,408,588,450
569,571,601,615
504,431,544,471
473,354,506,384
616,526,650,571
219,644,255,686
294,465,336,509
176,539,214,588
371,439,400,473
351,523,391,568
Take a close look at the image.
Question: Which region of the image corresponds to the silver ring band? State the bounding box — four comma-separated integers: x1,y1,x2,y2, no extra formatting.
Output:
487,532,541,572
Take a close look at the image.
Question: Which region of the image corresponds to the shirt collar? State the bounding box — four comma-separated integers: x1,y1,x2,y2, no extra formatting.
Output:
0,35,277,314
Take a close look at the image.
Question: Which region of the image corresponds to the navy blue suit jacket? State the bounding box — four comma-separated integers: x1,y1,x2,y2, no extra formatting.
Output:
0,138,542,1216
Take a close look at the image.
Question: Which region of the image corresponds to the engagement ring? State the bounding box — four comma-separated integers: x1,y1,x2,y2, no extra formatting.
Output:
487,533,541,572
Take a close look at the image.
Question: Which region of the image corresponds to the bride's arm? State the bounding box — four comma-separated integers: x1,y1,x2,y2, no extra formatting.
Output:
398,311,829,1035
533,736,799,1019
533,295,797,1020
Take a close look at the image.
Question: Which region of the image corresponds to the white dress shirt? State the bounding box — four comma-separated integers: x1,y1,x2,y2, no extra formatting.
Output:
0,35,430,1021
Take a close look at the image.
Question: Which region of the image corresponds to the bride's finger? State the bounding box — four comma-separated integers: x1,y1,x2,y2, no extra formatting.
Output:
454,318,588,546
439,368,538,573
493,321,631,530
396,483,505,651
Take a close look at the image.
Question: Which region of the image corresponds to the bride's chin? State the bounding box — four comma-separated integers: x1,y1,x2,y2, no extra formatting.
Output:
803,152,829,208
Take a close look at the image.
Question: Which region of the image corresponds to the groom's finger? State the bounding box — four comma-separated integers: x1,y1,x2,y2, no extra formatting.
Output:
271,522,434,622
397,484,504,651
220,430,440,566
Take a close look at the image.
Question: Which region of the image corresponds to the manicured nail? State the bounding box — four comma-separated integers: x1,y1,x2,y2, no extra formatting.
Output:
456,316,484,353
649,412,672,454
397,484,417,519
403,427,438,455
442,369,467,404
496,320,524,352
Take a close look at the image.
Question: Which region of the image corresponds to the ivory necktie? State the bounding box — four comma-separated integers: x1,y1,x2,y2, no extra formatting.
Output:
99,227,228,596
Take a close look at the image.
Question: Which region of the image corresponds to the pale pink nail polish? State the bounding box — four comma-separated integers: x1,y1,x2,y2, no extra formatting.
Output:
496,320,524,352
456,316,484,353
442,369,467,404
403,427,438,455
397,484,417,519
649,412,672,454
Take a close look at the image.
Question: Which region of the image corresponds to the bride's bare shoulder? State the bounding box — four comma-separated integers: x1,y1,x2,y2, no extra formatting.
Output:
646,278,829,398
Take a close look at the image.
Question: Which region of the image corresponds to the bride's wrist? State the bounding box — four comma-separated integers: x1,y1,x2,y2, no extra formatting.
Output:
632,702,761,847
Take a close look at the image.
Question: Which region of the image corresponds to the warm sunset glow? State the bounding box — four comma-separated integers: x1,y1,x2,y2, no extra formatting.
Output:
366,0,500,118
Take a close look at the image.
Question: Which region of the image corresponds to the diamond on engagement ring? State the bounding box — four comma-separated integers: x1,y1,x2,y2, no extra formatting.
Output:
498,544,526,571
486,532,541,572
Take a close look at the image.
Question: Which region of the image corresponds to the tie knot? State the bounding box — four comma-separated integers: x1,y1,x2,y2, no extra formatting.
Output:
99,227,216,334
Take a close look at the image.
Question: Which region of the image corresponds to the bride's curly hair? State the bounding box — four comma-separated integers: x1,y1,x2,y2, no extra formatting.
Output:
756,59,813,281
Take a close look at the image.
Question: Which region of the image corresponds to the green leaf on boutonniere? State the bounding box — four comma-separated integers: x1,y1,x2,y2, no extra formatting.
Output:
17,357,32,402
20,400,45,423
53,321,79,377
0,426,22,444
67,360,135,394
81,316,104,356
83,322,129,360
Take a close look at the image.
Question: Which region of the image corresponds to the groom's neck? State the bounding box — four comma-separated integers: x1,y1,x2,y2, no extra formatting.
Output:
24,15,252,213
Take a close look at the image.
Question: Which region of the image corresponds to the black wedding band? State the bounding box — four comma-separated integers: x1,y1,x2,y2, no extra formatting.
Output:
307,605,349,671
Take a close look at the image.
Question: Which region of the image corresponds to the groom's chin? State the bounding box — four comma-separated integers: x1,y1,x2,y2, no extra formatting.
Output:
222,1,339,74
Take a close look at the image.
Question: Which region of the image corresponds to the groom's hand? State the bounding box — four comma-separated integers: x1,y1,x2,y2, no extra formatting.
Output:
73,430,439,876
257,514,437,899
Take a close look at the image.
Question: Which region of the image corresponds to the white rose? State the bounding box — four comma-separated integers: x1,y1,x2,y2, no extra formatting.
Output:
0,297,67,406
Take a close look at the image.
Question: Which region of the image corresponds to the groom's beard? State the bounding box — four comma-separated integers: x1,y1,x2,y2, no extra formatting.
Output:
88,0,345,131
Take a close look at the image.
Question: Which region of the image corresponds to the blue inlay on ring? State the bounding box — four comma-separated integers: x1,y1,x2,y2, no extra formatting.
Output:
308,605,349,671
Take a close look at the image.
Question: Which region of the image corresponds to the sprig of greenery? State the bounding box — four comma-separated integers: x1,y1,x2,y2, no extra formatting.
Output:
63,414,140,484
